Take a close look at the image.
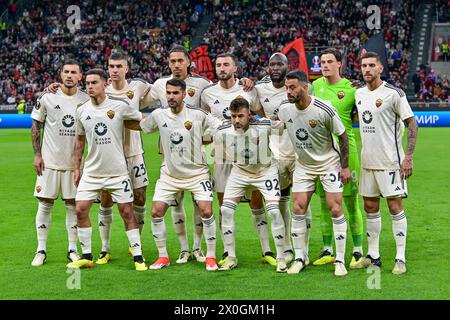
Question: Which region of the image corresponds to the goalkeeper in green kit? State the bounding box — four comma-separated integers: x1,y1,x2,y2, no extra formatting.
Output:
311,48,364,268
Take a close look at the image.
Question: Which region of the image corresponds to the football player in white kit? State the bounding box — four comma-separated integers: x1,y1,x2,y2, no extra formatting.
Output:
277,70,351,276
354,52,418,275
31,59,89,266
255,53,313,265
148,45,212,264
214,97,288,273
201,53,277,267
44,51,153,264
67,69,146,271
127,78,223,271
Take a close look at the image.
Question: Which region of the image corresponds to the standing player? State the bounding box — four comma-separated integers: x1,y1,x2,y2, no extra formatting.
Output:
148,45,212,264
215,98,287,272
354,52,418,275
201,53,277,266
45,51,153,265
278,70,351,276
128,78,222,271
311,48,364,267
255,53,313,265
31,59,89,266
149,45,255,264
67,69,146,271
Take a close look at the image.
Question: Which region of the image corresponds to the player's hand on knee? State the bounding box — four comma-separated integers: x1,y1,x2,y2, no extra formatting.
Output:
401,155,413,179
45,82,60,93
34,154,45,176
341,167,351,184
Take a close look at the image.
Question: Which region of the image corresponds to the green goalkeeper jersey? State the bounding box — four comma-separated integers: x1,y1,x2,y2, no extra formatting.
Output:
312,77,357,151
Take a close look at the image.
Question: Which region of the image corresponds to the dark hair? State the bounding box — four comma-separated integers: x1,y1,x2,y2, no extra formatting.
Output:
169,44,190,60
360,51,381,64
320,48,342,62
286,70,308,83
216,53,239,67
60,58,81,73
166,78,186,91
85,68,108,81
229,97,250,113
109,51,128,62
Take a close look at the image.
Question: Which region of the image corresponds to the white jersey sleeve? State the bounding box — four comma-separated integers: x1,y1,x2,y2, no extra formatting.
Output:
140,110,160,134
31,93,47,123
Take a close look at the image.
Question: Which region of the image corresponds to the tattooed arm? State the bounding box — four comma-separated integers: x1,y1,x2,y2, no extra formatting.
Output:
73,135,86,187
32,119,45,176
338,131,351,184
401,116,418,179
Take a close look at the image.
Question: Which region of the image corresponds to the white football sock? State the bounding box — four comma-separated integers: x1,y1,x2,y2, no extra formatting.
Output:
366,212,381,259
98,206,112,252
332,215,347,263
65,204,78,252
202,216,216,259
78,227,92,255
151,217,167,257
221,201,237,258
391,211,407,262
36,201,53,252
251,207,271,254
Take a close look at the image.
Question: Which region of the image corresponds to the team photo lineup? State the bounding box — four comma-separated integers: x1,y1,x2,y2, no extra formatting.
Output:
1,0,449,301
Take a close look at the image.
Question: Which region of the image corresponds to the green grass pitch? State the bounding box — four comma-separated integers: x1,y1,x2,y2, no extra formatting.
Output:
0,127,449,300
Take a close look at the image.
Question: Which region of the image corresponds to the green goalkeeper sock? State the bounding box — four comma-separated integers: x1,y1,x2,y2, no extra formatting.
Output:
320,197,333,249
344,195,364,251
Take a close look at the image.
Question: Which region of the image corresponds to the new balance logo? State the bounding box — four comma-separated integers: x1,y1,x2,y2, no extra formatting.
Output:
131,243,140,248
162,123,168,127
396,232,405,237
86,115,91,120
288,119,293,123
37,224,47,229
264,98,270,103
54,105,61,109
275,235,284,240
223,230,233,235
395,186,401,191
174,219,184,224
214,100,220,104
207,237,216,241
335,235,345,240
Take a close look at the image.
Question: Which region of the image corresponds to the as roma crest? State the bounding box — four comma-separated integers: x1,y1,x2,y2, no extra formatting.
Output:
337,91,345,100
36,185,42,193
126,90,134,99
184,121,193,130
187,87,195,97
375,98,383,108
107,110,115,119
309,119,317,128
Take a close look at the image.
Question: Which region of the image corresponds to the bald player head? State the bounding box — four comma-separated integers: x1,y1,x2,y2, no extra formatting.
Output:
268,53,288,85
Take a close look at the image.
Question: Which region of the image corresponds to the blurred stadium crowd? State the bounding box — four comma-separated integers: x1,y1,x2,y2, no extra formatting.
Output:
0,0,449,107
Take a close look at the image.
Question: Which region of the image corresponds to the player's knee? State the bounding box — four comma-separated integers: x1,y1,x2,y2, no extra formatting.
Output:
364,202,379,213
327,201,343,217
387,198,403,214
133,188,146,206
292,202,307,216
151,206,165,218
199,206,213,218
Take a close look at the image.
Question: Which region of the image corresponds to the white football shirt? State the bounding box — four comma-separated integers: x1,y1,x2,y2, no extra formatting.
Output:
76,96,142,177
255,77,295,160
356,81,414,170
200,80,261,120
140,104,222,180
278,96,346,174
31,88,89,170
150,74,212,107
106,78,152,157
214,118,283,178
